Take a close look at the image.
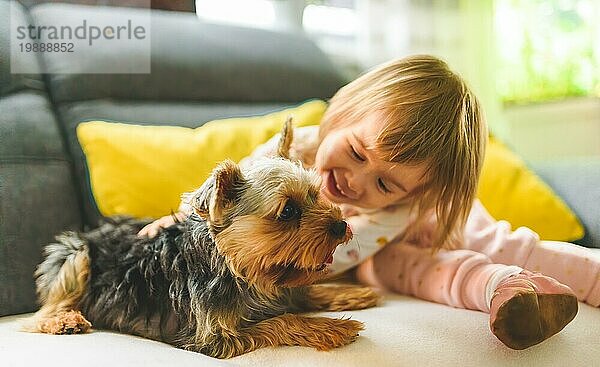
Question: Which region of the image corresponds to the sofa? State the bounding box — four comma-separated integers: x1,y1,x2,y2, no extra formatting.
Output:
1,1,600,366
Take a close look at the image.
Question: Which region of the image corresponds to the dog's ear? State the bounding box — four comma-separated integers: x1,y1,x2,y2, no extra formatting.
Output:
276,116,294,159
192,160,246,223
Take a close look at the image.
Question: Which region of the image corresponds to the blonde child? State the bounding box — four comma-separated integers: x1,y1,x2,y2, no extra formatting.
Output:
139,55,600,350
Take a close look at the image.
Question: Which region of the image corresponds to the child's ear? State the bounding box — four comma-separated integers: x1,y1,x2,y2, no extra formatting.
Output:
276,116,294,159
191,160,246,223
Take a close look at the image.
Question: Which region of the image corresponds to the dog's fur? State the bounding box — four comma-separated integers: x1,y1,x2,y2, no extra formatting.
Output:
25,120,380,358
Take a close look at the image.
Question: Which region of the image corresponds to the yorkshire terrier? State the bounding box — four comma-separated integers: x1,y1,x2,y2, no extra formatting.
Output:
25,120,381,359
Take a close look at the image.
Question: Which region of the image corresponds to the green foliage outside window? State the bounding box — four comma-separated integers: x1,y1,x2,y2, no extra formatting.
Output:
495,0,599,104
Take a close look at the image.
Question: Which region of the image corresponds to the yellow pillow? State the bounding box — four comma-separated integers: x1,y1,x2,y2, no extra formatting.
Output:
77,100,327,219
477,136,584,241
77,99,584,242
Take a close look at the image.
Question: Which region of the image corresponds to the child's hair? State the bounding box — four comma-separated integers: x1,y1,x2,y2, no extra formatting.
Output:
319,55,488,250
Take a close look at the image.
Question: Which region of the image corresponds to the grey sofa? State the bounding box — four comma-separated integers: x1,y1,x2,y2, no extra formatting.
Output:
1,1,600,366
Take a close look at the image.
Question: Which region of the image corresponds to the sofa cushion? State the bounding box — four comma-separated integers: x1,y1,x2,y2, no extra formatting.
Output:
76,100,326,218
478,136,584,242
0,92,82,316
531,159,600,248
57,101,321,226
3,244,600,367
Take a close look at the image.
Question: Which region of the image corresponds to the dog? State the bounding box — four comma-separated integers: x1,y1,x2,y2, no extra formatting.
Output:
25,120,381,359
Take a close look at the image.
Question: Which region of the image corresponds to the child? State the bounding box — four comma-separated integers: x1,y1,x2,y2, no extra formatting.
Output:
139,55,599,350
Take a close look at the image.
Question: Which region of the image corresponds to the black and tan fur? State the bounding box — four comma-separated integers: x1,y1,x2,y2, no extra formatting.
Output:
25,120,381,359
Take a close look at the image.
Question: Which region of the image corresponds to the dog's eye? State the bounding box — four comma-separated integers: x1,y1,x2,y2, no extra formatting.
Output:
278,201,300,221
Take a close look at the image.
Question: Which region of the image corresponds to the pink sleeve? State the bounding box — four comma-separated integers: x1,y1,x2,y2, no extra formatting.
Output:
405,198,541,256
461,199,540,266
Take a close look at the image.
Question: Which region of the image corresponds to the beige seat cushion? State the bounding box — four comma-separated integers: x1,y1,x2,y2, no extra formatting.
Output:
3,249,600,367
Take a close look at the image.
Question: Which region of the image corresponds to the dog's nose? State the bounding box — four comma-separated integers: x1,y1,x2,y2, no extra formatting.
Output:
329,221,347,238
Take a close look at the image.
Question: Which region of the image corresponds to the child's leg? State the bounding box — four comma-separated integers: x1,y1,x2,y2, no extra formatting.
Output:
514,240,600,306
356,241,578,350
355,241,522,313
463,200,600,306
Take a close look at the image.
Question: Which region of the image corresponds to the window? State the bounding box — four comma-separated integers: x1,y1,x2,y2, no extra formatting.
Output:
195,0,276,29
196,0,360,77
495,0,600,104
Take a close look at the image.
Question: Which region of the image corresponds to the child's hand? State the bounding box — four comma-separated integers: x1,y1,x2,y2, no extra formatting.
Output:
403,210,437,248
137,212,187,238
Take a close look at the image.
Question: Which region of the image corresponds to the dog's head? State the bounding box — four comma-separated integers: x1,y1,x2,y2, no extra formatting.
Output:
190,118,352,292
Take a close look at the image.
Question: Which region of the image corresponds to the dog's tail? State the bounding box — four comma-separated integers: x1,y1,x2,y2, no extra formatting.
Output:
23,232,91,332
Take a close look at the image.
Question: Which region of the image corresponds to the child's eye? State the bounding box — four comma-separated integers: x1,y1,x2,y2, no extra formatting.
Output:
349,145,365,161
378,178,391,194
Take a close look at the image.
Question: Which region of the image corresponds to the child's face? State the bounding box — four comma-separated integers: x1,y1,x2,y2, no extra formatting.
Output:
315,114,429,210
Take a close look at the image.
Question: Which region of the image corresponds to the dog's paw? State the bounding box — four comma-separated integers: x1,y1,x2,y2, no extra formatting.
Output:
309,284,382,311
41,310,92,335
343,286,381,310
308,317,364,351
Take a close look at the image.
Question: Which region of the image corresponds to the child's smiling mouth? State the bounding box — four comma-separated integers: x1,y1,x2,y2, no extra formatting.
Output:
324,170,356,201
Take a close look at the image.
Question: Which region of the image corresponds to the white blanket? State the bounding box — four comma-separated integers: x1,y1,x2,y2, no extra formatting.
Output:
2,291,599,367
